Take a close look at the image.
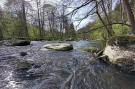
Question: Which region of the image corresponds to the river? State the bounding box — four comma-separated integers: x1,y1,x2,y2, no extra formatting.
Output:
0,40,135,89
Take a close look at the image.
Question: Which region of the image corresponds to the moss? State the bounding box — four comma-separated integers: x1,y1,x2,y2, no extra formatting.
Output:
79,40,106,53
80,46,98,53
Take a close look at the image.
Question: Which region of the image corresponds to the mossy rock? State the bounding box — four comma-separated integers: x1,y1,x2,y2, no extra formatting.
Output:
80,46,98,53
107,35,135,46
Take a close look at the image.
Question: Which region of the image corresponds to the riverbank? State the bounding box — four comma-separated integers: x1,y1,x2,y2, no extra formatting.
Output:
103,35,135,73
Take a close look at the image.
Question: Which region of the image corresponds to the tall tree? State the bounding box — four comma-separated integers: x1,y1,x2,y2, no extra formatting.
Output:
5,0,29,38
20,0,29,38
0,7,3,40
35,0,42,37
123,0,135,33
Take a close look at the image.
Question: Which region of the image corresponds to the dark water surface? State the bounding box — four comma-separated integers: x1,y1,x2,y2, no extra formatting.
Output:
0,40,135,89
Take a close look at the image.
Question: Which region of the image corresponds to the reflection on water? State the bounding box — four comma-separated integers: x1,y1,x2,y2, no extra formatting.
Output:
0,40,135,89
5,71,15,88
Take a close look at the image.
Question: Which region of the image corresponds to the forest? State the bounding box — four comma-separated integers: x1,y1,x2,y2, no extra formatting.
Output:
0,0,76,40
0,0,134,41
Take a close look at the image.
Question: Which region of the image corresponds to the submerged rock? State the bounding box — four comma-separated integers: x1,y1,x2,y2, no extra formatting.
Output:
12,40,31,46
103,35,135,73
6,58,33,70
20,52,27,56
43,43,73,51
15,61,32,70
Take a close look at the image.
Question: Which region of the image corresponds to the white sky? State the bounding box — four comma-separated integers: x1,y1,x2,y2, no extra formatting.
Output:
0,0,6,7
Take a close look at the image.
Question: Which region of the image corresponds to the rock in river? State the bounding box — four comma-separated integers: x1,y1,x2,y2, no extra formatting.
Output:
103,35,135,73
15,60,32,70
20,52,27,56
12,40,31,46
80,46,99,53
43,43,73,51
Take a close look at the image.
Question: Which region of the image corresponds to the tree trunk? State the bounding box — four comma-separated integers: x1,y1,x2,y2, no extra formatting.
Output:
19,0,29,38
0,29,3,40
123,0,135,33
36,0,43,38
22,0,28,36
100,0,114,37
0,10,3,40
96,1,111,38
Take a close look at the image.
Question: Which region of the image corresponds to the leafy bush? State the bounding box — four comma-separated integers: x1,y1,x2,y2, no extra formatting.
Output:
113,24,131,35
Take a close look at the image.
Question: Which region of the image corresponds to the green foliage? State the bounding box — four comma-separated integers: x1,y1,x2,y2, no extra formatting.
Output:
77,16,131,41
80,40,106,52
28,25,40,39
0,11,24,38
1,11,75,40
0,8,77,41
80,46,98,52
91,20,103,29
112,24,131,35
88,30,103,40
77,1,133,41
77,22,131,41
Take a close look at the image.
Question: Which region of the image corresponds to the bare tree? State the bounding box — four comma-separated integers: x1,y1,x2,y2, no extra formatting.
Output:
123,0,135,33
5,0,29,38
20,0,29,38
58,3,75,39
0,13,3,40
35,0,43,38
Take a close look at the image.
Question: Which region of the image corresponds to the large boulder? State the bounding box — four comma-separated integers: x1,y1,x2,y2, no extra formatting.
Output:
103,35,135,73
12,40,31,46
43,43,73,51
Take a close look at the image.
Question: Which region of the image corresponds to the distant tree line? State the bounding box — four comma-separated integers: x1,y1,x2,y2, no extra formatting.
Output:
0,0,76,40
0,0,134,41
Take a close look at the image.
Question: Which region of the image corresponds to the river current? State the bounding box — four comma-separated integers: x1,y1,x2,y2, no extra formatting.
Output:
0,40,135,89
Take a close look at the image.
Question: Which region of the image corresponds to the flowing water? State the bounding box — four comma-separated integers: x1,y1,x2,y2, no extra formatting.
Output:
0,40,135,89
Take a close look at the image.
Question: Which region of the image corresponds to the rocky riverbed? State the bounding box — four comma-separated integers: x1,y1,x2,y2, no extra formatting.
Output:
0,40,135,89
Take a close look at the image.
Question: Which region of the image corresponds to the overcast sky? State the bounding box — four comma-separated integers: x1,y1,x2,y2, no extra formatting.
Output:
0,0,5,7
